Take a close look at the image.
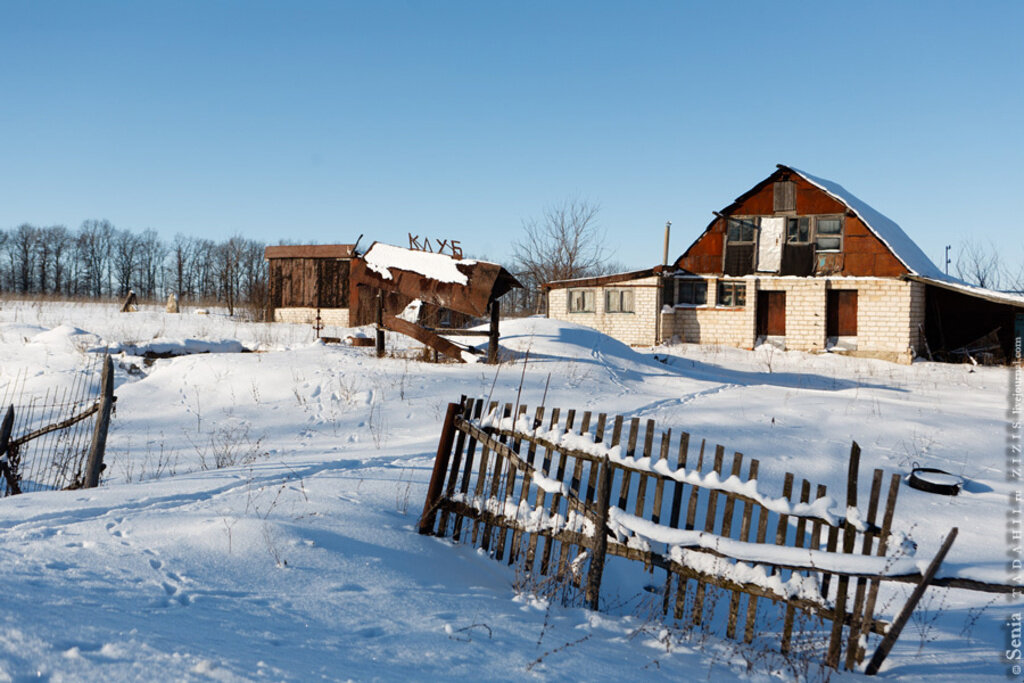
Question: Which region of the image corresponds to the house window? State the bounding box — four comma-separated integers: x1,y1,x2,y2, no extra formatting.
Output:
605,288,634,313
717,281,746,308
815,216,843,252
672,280,707,306
726,217,758,243
567,288,595,313
786,217,810,243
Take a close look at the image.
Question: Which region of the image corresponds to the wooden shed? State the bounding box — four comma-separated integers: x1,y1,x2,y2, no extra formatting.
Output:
265,244,355,326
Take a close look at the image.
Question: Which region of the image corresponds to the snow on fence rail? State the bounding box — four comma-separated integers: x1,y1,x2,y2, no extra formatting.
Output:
0,354,115,495
419,397,989,674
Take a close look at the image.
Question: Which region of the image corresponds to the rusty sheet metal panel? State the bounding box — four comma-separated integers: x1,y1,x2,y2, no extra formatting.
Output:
349,243,521,318
381,314,470,363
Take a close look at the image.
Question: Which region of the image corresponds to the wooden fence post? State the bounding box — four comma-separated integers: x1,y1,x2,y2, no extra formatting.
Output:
418,402,460,535
585,456,612,611
0,405,17,494
84,354,115,489
375,290,385,358
487,299,500,365
865,527,959,676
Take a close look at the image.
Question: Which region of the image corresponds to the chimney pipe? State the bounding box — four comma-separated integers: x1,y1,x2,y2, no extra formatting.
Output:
662,221,671,266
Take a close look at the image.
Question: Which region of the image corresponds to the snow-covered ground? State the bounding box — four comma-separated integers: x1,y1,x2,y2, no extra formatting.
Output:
0,298,1017,681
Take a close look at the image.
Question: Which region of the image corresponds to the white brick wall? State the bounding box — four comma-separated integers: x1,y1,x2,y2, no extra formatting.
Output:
546,275,926,363
547,276,662,346
273,307,350,327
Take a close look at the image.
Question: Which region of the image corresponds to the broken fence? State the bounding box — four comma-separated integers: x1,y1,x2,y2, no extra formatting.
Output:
0,354,115,495
418,397,998,674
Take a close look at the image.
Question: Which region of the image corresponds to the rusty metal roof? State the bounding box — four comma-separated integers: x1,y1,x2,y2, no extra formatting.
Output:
350,242,521,318
264,244,355,259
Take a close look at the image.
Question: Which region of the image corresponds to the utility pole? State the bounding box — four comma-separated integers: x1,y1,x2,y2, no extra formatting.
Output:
944,245,952,275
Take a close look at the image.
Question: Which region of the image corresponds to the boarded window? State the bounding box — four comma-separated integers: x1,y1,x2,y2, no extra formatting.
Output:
774,181,796,212
605,288,634,313
568,288,595,313
780,243,815,276
724,244,755,276
717,281,746,308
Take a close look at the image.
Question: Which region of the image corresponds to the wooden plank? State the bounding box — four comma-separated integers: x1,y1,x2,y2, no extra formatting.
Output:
663,430,687,616
524,408,561,573
452,399,484,542
558,411,593,575
726,457,756,640
845,468,883,669
617,417,641,510
481,403,512,554
857,473,902,653
438,398,474,535
675,438,705,621
865,528,959,676
781,479,812,653
382,313,468,363
586,457,613,610
633,420,657,523
827,442,862,669
541,409,575,574
417,401,461,535
84,354,114,488
692,445,726,625
494,404,523,562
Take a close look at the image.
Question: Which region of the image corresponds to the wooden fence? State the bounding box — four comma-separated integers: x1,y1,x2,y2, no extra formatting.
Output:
0,354,115,495
419,397,978,674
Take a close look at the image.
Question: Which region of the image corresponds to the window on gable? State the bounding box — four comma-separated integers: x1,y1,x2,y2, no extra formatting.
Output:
567,288,595,313
786,217,810,243
726,217,758,243
671,280,707,306
717,281,746,308
815,216,844,252
605,288,634,313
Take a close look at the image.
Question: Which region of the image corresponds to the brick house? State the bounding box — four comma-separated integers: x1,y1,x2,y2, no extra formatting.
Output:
545,165,1024,363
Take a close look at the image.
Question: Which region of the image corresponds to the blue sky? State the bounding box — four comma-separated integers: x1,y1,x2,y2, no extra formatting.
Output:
1,1,1021,271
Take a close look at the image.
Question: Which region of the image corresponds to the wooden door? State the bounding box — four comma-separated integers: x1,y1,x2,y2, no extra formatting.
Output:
827,290,858,337
756,291,786,337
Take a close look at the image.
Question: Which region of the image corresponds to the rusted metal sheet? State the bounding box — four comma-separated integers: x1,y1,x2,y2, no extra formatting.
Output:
381,313,472,363
264,244,355,259
350,242,521,319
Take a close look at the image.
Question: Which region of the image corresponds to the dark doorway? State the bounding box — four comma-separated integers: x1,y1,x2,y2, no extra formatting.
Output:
827,290,858,337
756,291,786,337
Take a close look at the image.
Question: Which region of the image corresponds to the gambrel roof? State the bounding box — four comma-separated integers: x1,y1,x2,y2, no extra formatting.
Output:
779,165,948,281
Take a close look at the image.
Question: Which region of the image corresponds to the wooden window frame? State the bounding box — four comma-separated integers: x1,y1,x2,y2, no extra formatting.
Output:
717,281,747,308
672,279,708,307
786,216,811,244
567,288,596,313
726,216,759,245
813,215,844,253
605,288,635,314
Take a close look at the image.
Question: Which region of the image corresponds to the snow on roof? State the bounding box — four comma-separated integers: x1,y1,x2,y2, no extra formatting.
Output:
362,242,476,285
785,166,950,281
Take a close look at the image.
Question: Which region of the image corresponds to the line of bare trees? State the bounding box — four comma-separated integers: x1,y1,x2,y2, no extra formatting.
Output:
0,221,268,316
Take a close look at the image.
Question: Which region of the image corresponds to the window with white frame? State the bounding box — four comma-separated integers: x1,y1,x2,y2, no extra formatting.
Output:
567,288,595,313
717,281,746,307
605,288,634,313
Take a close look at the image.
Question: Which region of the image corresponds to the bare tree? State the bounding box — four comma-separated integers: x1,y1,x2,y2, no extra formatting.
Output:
511,198,610,313
955,238,1002,289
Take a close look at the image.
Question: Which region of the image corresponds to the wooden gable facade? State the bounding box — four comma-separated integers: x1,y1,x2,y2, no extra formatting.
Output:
675,167,908,278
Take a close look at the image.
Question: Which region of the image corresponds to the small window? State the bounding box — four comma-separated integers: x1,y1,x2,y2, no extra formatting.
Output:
726,217,758,243
568,288,595,313
605,288,634,313
786,217,810,243
718,281,746,308
815,217,843,252
673,280,707,306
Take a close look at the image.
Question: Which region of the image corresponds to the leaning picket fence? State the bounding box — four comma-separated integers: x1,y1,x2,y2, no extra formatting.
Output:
0,354,115,496
418,397,999,674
